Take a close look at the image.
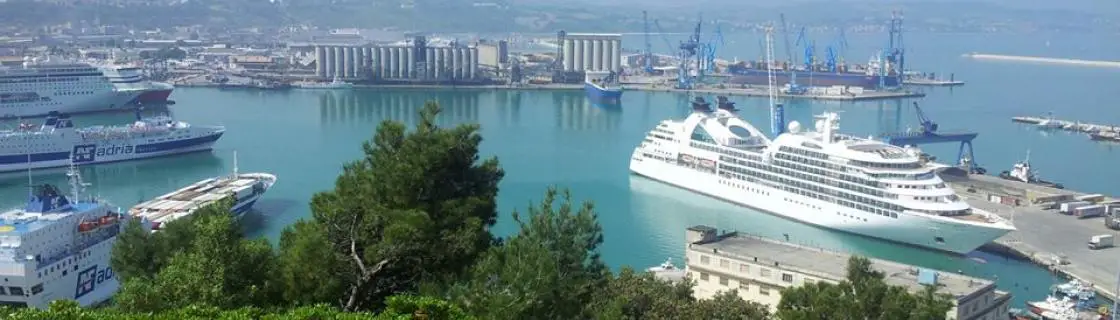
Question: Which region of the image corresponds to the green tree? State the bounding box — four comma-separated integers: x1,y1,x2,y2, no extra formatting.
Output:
1,296,471,320
114,199,280,312
276,101,504,311
588,267,767,319
447,187,609,319
775,256,955,320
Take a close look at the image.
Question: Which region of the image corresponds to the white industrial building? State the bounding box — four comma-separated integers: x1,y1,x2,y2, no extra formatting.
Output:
683,226,1012,319
313,43,480,82
560,33,622,73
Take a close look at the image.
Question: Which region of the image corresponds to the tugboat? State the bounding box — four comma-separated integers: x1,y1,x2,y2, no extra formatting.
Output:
998,150,1064,189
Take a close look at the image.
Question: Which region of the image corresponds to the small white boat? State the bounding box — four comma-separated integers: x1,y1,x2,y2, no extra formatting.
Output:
294,76,353,89
647,258,686,282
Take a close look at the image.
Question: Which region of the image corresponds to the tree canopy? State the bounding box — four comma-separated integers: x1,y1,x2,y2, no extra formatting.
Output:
775,256,955,320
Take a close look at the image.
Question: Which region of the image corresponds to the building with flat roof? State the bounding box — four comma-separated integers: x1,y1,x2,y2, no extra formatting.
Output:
684,225,1011,320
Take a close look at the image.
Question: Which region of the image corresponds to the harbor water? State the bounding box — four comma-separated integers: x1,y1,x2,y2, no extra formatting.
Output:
1,33,1118,308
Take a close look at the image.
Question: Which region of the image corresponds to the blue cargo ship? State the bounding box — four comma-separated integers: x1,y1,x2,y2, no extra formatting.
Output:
584,71,623,104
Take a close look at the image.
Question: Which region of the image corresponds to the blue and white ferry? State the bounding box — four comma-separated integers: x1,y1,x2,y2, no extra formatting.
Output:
0,164,125,308
584,71,623,105
0,110,224,173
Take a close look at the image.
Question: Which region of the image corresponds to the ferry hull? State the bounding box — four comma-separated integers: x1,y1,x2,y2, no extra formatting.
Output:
727,69,901,89
629,154,1012,254
1,90,142,119
585,82,623,105
22,221,120,309
134,83,174,104
0,132,224,173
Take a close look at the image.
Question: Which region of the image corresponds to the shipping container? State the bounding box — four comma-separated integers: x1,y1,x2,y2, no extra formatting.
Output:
1075,194,1105,203
1073,204,1106,219
1060,201,1092,213
988,194,1003,203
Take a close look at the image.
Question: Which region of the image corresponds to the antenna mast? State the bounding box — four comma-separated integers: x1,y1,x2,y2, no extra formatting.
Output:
232,150,239,178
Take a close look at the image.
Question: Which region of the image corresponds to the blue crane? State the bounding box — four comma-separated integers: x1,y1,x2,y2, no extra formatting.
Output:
701,24,724,74
880,102,983,173
653,19,695,89
794,27,816,70
777,13,803,94
642,11,654,74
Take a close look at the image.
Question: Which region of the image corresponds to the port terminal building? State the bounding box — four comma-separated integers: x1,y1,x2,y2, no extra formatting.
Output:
683,225,1012,320
311,36,494,83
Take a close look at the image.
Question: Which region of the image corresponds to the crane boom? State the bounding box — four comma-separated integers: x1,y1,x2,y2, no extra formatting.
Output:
779,13,795,64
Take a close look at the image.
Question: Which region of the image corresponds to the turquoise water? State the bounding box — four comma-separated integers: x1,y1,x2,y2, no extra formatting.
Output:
2,33,1118,308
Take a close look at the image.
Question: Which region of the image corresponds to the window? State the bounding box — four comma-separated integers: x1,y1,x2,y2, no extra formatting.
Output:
760,268,771,277
719,259,730,268
738,283,748,292
700,255,711,265
759,286,770,296
700,272,709,281
719,277,728,286
782,273,793,282
739,264,749,273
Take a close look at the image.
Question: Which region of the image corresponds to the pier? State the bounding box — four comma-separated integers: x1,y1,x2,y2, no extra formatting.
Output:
903,78,965,86
1012,116,1120,142
965,53,1120,68
941,172,1119,304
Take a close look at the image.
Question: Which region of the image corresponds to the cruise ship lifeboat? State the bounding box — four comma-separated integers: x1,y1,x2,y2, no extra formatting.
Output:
99,214,119,225
77,220,101,233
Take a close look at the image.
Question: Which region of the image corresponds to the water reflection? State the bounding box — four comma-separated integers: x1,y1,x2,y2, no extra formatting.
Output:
0,152,225,208
317,90,480,126
553,91,622,132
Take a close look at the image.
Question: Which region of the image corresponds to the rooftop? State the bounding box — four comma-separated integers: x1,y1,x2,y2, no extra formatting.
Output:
0,202,101,236
687,226,995,300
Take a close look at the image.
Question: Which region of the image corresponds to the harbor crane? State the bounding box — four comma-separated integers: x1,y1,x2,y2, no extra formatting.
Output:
642,11,654,74
880,102,983,174
777,13,804,94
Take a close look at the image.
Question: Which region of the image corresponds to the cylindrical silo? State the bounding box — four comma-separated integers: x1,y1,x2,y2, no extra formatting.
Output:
605,40,615,72
425,47,435,79
332,46,343,79
563,39,575,72
396,47,407,78
388,47,399,79
342,47,352,79
406,48,415,79
378,47,388,79
314,46,325,78
611,39,622,72
588,40,596,72
469,48,478,80
452,48,462,79
592,39,603,71
433,48,443,79
572,39,584,72
360,47,371,77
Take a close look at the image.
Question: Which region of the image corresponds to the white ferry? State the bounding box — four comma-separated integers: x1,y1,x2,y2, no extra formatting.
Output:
0,58,142,118
0,110,225,173
629,97,1015,254
0,164,124,308
129,155,276,230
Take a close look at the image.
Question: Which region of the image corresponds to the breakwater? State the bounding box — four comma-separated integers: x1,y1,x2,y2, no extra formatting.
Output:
964,53,1120,68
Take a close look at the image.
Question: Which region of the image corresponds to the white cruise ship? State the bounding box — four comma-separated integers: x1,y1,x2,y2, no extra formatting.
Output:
129,155,276,231
0,165,124,308
0,58,142,119
98,64,175,105
0,111,225,173
629,97,1015,254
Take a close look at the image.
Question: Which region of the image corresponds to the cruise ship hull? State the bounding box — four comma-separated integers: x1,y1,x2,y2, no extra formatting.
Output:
0,133,223,173
630,155,1011,254
727,69,901,89
0,90,142,119
585,82,623,105
133,82,174,104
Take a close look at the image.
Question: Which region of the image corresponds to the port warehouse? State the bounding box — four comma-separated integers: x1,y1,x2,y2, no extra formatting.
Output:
303,36,509,84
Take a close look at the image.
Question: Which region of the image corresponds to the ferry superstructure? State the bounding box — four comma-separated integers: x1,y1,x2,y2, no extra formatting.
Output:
629,98,1015,254
129,156,276,230
0,58,142,118
0,164,123,308
0,111,225,172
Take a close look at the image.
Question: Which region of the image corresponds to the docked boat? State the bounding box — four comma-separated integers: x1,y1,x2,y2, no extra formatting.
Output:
998,151,1064,189
584,71,623,105
0,110,224,173
0,164,125,308
629,96,1016,254
1026,295,1080,320
647,258,686,282
294,76,353,89
128,153,276,231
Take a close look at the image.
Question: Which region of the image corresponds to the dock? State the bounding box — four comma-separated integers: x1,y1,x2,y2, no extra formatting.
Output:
1011,116,1120,142
640,86,925,101
904,78,965,86
941,172,1119,304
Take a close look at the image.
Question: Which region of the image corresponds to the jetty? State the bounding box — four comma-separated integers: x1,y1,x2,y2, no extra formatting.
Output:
903,78,965,86
1012,116,1120,142
940,172,1119,305
965,53,1120,68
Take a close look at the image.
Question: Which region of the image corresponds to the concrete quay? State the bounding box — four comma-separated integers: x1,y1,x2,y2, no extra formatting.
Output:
635,85,925,101
941,173,1119,303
